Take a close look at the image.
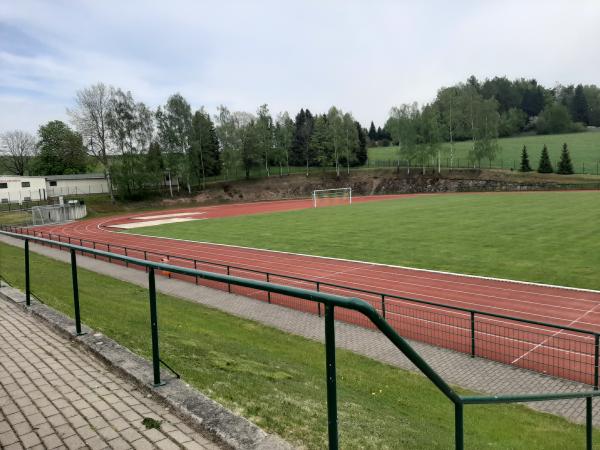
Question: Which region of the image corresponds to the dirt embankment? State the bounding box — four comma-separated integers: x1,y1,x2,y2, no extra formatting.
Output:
161,169,599,206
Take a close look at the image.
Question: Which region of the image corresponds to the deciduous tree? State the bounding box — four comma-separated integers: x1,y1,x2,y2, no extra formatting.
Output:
1,130,36,175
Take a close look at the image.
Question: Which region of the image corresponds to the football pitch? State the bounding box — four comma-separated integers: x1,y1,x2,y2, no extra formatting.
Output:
127,191,600,291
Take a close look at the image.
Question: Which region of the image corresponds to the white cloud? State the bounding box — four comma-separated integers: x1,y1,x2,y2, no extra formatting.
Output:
0,0,599,133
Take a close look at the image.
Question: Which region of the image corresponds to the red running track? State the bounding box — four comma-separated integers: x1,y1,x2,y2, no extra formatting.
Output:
22,194,600,386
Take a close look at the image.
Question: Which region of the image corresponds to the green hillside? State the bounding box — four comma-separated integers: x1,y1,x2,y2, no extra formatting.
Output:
368,131,600,174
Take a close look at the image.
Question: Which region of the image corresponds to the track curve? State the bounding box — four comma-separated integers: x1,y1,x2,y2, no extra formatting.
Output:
26,193,600,385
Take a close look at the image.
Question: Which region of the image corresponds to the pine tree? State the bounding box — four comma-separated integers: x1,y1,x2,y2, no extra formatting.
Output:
368,121,377,141
355,122,368,165
537,145,553,173
572,84,589,124
519,145,532,172
556,142,574,174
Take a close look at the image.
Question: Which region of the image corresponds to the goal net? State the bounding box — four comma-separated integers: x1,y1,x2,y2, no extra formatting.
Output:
312,188,352,208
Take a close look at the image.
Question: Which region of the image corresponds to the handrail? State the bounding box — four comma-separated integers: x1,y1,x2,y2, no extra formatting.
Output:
5,224,598,338
1,228,599,449
4,224,600,389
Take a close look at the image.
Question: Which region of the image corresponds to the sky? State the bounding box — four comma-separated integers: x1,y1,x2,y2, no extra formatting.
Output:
1,0,599,134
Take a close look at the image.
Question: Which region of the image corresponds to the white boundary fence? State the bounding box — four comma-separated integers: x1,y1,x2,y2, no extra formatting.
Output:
31,204,88,225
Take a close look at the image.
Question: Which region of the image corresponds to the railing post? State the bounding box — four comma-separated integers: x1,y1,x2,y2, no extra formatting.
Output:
324,304,339,449
144,250,148,272
194,260,199,284
93,241,97,259
70,249,83,335
586,396,592,450
455,402,464,450
24,239,30,306
124,248,128,267
227,266,231,293
381,294,386,319
470,312,476,357
148,268,163,386
317,282,321,317
595,334,599,389
266,273,271,303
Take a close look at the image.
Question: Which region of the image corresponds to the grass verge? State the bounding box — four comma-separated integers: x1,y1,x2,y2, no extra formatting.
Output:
128,191,600,291
0,241,598,449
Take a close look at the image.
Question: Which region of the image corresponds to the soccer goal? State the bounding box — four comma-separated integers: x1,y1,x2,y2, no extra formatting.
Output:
312,188,352,208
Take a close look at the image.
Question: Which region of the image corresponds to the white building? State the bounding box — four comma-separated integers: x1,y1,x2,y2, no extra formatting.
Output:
0,175,48,204
46,173,109,197
0,173,109,204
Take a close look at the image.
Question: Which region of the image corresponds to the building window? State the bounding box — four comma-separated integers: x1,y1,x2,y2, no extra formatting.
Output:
21,181,30,188
1,198,7,203
49,181,57,186
0,183,7,189
23,196,31,202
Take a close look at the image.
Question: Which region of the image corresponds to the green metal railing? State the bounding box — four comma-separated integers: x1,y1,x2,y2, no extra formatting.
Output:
6,224,599,387
1,229,599,449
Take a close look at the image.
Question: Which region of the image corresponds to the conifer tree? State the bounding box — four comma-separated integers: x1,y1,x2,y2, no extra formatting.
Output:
537,145,553,173
556,142,574,174
368,121,377,141
519,145,532,172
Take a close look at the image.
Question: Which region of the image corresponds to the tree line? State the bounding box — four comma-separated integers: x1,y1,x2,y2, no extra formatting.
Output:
0,84,367,199
377,76,600,170
1,76,598,196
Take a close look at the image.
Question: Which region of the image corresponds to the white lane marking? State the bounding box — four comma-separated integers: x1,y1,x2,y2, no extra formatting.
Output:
131,212,206,220
511,302,600,364
110,218,205,229
117,229,600,295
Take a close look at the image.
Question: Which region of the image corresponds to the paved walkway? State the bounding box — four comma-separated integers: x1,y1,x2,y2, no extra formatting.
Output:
0,299,221,450
0,234,598,427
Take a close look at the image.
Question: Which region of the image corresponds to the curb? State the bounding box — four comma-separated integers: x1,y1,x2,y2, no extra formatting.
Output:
0,283,293,450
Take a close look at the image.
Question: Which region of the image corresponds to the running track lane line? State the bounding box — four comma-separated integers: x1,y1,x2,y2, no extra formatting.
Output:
511,301,600,364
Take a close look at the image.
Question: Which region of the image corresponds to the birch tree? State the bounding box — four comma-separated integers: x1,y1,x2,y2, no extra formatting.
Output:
0,130,36,175
68,83,114,202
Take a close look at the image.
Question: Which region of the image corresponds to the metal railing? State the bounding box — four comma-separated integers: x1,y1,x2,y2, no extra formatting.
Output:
1,229,599,449
3,224,600,388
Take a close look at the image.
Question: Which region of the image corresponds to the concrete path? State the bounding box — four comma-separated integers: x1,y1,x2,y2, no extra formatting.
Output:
0,298,221,450
0,234,598,427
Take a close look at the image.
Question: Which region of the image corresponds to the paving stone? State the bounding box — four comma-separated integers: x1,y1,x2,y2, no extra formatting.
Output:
0,299,222,449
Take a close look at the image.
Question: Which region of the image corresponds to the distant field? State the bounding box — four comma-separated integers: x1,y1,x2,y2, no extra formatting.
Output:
129,191,600,290
368,131,600,173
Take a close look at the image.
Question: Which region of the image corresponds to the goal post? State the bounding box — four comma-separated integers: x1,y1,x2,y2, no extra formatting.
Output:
312,188,352,208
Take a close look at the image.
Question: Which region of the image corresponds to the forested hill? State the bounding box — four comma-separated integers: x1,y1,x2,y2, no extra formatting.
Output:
366,76,600,148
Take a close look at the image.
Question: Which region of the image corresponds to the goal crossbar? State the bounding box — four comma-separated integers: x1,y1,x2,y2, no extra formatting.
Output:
312,187,352,208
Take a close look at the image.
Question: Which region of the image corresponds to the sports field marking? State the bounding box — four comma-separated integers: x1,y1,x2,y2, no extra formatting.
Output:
511,302,600,364
110,218,205,229
98,223,600,323
116,229,600,295
104,228,600,319
132,212,206,220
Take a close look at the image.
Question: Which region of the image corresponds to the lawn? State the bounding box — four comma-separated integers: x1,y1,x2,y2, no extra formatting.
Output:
0,242,598,449
368,130,600,173
129,191,600,290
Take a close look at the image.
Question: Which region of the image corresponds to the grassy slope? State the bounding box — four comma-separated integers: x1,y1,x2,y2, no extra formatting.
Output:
0,242,597,449
368,131,600,172
129,191,600,290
